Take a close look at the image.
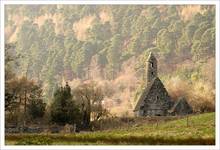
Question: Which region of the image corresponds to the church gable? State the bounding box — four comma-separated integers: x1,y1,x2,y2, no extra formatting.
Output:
135,77,173,116
144,77,172,108
170,97,193,115
134,77,172,113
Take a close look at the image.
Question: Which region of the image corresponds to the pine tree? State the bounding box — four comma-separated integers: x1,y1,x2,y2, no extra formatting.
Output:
50,82,81,125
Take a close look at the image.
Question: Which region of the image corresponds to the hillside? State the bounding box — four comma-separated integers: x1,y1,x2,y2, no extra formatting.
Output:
5,5,215,116
6,112,215,145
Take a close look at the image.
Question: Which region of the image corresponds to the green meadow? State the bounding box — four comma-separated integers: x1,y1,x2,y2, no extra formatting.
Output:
5,112,215,145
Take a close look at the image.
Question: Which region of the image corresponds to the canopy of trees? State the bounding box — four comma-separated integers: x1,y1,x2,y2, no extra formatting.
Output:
5,5,215,121
5,5,215,99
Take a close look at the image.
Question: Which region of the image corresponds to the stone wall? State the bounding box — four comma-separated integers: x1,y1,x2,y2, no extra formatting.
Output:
141,78,173,116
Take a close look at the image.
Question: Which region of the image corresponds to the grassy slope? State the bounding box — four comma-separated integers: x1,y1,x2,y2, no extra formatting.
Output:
6,112,215,145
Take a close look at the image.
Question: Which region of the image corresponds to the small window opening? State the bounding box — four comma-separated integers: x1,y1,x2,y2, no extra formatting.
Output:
151,62,153,68
151,72,154,75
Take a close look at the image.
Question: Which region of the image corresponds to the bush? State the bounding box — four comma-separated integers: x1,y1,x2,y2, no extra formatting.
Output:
165,77,215,113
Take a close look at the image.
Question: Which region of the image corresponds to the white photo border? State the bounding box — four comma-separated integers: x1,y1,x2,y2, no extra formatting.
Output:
0,0,219,150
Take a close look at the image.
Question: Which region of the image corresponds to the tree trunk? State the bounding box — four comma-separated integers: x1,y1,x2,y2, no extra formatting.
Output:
23,89,27,127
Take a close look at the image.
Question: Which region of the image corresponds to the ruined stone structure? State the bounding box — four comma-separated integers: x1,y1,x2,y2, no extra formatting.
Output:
134,52,192,116
169,97,193,115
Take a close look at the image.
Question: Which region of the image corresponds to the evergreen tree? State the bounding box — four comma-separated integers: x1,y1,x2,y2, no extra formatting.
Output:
50,82,81,125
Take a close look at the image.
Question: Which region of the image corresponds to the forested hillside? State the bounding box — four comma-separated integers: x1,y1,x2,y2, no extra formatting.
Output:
5,5,215,116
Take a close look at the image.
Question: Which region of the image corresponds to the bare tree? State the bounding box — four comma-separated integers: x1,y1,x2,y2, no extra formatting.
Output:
73,81,108,129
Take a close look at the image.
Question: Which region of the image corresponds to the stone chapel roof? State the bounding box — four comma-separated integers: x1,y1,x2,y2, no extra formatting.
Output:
169,97,193,115
133,77,164,111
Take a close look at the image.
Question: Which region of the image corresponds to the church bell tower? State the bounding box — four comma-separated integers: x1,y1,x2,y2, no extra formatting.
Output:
146,52,157,85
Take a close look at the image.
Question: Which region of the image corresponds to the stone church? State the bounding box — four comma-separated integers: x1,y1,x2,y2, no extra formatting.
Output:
134,52,192,116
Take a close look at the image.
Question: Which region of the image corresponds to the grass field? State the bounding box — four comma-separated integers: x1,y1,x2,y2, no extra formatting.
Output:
5,112,215,145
